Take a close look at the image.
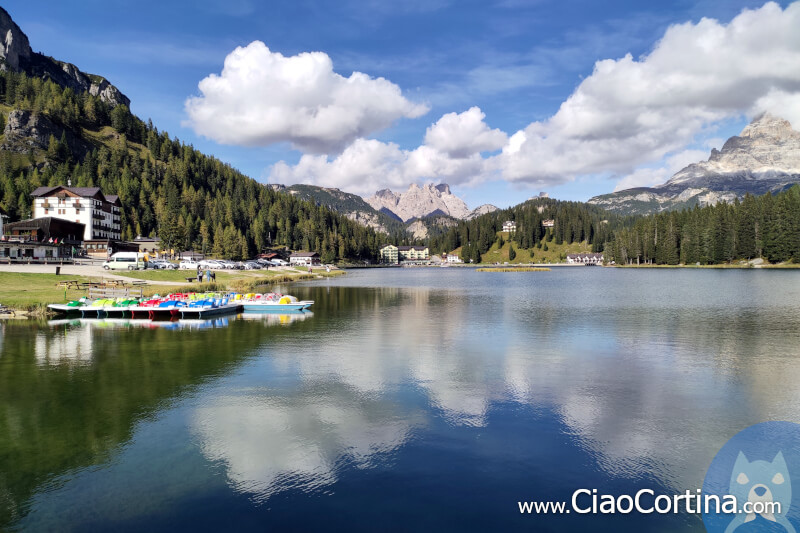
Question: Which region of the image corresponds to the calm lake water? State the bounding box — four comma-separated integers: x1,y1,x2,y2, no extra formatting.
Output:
2,267,800,532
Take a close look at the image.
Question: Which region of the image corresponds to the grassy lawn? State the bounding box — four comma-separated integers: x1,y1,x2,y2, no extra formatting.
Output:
113,269,240,282
451,233,594,264
0,269,346,313
0,273,91,311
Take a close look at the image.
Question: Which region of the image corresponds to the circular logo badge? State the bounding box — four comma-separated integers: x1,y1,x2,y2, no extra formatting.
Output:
703,421,800,532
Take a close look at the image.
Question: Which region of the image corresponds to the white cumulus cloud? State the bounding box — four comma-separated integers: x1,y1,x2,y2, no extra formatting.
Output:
185,41,428,153
498,1,800,187
424,106,508,158
269,108,500,195
206,3,800,197
612,149,710,191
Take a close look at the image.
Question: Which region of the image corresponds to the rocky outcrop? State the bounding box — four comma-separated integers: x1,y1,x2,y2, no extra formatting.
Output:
589,113,800,215
405,220,429,239
345,211,389,233
0,7,129,108
404,215,459,240
1,109,93,159
365,183,472,222
466,204,498,220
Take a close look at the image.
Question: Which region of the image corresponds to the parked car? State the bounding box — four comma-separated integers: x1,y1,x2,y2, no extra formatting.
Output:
179,260,199,270
271,259,288,266
199,259,224,270
151,260,178,270
243,261,261,270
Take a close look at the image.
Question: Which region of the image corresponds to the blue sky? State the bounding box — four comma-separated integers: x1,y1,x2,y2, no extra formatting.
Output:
5,0,798,208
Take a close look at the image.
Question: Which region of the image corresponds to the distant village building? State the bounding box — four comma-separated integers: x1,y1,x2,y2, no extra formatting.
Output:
31,186,121,243
379,244,399,264
446,253,462,263
502,221,516,232
133,235,161,254
289,251,321,266
379,244,430,264
398,245,429,262
542,219,555,228
566,253,604,265
1,217,84,262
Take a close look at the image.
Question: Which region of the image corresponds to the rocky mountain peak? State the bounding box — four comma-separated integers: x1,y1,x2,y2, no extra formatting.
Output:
588,113,800,215
0,7,31,71
739,112,797,141
365,182,472,222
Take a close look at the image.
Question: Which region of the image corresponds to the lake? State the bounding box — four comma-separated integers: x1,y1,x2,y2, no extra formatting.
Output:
2,267,800,532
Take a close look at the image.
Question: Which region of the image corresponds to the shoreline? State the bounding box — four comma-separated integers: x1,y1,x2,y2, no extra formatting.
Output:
612,263,800,269
0,267,345,317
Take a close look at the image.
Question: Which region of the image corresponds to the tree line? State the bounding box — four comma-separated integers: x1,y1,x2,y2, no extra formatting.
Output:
0,69,383,261
428,198,627,263
607,186,800,265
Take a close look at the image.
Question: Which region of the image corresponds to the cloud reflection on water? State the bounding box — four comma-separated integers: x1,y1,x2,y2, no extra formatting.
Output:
191,274,800,501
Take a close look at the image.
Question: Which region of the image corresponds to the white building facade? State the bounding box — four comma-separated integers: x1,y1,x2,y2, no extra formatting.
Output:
566,253,604,265
289,252,321,266
31,186,121,242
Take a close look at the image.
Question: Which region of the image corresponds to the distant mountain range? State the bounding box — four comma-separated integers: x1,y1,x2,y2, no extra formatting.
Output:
589,113,800,215
365,183,496,222
272,184,402,234
269,182,498,238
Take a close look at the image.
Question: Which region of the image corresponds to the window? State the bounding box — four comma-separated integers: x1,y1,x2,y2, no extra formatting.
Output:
45,249,53,258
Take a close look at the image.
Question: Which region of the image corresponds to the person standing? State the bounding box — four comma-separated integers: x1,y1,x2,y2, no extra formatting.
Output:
197,266,202,283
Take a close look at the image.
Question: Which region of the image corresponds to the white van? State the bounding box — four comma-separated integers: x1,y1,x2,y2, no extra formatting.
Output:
102,252,147,271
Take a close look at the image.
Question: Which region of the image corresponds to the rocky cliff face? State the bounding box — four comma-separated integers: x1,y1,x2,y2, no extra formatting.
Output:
588,113,800,215
0,7,30,72
0,7,129,108
365,183,474,222
1,109,93,158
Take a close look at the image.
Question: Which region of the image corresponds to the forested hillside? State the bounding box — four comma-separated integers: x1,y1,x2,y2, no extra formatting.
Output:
0,70,383,261
607,186,800,265
428,198,628,263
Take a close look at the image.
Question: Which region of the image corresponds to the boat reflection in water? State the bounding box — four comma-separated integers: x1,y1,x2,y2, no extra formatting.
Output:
238,310,313,326
47,311,311,332
48,317,232,331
